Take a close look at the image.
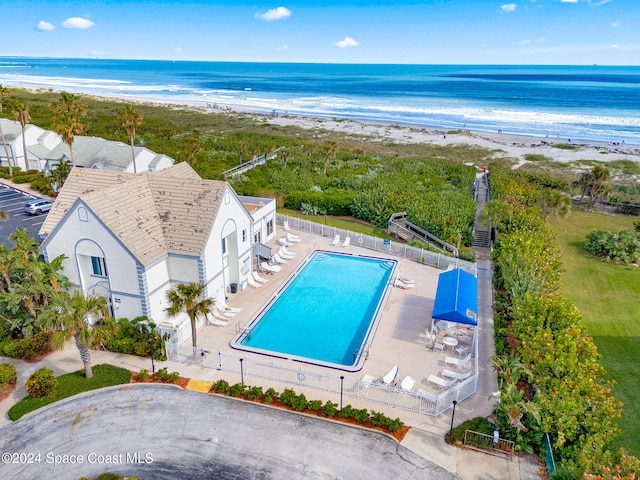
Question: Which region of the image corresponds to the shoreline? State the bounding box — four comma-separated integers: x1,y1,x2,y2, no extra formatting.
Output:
10,85,640,167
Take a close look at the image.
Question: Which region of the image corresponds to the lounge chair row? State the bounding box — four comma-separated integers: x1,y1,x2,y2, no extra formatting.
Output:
445,354,472,370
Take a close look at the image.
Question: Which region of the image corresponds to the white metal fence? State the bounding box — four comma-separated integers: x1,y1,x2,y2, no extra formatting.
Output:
277,214,477,276
166,339,478,416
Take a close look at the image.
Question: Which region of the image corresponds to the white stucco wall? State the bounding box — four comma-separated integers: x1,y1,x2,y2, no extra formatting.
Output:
41,201,143,320
202,186,254,297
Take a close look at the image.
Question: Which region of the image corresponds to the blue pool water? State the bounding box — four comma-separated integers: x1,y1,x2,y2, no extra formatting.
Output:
236,252,396,369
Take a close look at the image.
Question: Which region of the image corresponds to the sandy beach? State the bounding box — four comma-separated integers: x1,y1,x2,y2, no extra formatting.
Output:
115,92,640,167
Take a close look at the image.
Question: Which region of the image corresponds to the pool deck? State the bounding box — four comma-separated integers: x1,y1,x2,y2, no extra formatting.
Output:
192,228,508,476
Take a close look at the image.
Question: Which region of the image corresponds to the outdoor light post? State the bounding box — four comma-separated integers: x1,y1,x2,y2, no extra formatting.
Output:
339,376,344,410
147,326,155,373
239,358,244,385
449,400,458,436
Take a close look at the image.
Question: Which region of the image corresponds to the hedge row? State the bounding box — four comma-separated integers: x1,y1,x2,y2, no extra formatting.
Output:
489,165,626,477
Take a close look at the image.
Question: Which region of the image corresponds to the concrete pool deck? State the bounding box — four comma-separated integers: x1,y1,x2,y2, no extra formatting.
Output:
0,229,538,479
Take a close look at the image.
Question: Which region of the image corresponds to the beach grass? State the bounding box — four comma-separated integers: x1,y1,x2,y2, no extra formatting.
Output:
524,153,554,162
547,210,640,455
552,143,581,150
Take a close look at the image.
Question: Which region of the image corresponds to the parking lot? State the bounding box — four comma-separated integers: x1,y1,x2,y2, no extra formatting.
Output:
0,183,50,246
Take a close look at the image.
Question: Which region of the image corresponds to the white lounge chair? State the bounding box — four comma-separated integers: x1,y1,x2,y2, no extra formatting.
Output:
286,232,301,243
355,374,377,393
278,237,290,247
442,369,472,382
207,316,228,327
210,309,231,323
381,365,398,385
341,236,351,247
281,246,296,257
330,234,340,245
399,375,416,391
261,262,281,273
215,292,242,314
273,253,288,264
216,304,237,318
278,248,295,260
397,274,414,285
427,374,456,390
284,220,293,231
247,276,263,289
252,271,269,283
445,354,472,369
394,277,415,289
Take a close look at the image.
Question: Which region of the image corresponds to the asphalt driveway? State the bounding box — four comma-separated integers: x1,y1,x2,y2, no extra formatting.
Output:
0,384,460,480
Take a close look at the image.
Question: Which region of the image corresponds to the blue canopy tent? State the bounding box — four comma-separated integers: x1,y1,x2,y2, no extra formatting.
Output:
431,268,478,327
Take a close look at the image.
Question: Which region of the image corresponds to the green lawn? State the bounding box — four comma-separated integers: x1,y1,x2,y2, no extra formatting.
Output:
547,211,640,455
8,364,132,421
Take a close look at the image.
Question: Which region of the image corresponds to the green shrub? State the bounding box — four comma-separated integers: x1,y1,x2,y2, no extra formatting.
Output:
279,388,297,407
387,418,404,433
264,387,278,404
370,411,389,428
353,408,370,423
2,341,20,358
458,246,476,263
154,367,179,383
246,386,263,400
290,393,308,411
321,400,338,417
448,417,496,444
339,404,354,419
137,369,149,381
227,383,246,397
212,379,229,394
308,399,323,412
0,363,17,393
17,331,53,360
26,367,58,398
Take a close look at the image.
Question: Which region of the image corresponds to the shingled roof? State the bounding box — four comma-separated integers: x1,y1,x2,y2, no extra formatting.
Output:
41,163,226,266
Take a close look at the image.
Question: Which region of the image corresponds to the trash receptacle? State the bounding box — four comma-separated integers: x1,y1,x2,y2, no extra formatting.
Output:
230,283,238,294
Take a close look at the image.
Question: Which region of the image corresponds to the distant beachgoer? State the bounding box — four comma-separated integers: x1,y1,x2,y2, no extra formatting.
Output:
443,135,446,139
557,133,560,138
546,132,549,138
568,139,571,142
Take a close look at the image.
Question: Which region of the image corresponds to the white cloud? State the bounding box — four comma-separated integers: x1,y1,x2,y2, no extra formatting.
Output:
62,17,96,29
277,45,289,51
501,3,517,12
592,0,612,5
560,0,578,3
172,47,183,53
520,37,545,45
519,39,532,45
36,21,55,31
611,44,619,48
611,22,619,27
333,36,359,49
255,7,291,21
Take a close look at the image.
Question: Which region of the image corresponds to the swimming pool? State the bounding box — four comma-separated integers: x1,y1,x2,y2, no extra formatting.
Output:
233,251,396,370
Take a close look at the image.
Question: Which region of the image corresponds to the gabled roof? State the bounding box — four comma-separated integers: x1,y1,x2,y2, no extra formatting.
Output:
432,268,478,326
46,136,142,170
40,163,227,266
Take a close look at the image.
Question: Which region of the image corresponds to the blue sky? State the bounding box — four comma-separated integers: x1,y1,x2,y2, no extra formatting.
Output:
2,0,638,65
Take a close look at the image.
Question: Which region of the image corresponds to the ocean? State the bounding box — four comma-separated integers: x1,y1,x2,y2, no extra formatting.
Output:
0,57,639,144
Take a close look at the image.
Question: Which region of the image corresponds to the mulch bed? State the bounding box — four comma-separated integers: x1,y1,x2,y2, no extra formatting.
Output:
0,382,17,402
130,372,190,390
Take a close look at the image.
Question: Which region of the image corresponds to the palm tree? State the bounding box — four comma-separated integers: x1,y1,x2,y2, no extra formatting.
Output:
115,105,143,173
165,282,214,349
52,92,86,167
0,85,13,176
13,102,31,172
39,290,110,379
